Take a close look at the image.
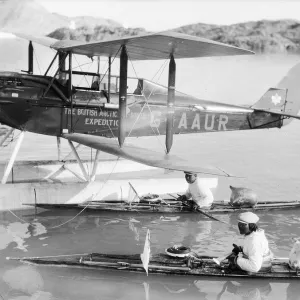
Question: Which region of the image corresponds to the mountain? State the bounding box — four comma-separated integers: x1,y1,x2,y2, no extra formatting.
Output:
48,26,147,42
0,0,121,35
48,19,300,53
175,20,300,53
1,0,299,53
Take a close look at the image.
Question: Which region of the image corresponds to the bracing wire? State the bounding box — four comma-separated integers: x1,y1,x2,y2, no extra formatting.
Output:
33,48,42,75
48,157,120,229
71,48,121,140
126,54,168,152
74,55,93,88
2,130,40,224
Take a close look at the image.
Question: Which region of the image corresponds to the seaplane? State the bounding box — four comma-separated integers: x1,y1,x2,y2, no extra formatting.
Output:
0,30,300,195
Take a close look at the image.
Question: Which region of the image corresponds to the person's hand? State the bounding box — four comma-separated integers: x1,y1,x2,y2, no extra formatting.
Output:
227,253,238,266
177,195,187,202
232,244,243,255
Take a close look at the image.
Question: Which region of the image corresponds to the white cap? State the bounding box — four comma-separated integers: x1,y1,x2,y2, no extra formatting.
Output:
238,212,259,224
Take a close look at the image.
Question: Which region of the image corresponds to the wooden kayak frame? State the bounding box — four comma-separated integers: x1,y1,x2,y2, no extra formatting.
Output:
24,198,300,214
7,252,300,280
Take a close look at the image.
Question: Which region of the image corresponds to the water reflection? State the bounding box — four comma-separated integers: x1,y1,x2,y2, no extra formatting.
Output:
2,265,55,300
219,280,272,300
0,222,47,252
4,264,293,300
2,266,208,300
286,282,300,300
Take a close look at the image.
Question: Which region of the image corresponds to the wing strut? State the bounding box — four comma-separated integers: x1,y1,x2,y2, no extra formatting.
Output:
118,45,128,147
21,41,33,74
166,54,176,153
59,52,66,74
108,56,111,103
68,51,73,131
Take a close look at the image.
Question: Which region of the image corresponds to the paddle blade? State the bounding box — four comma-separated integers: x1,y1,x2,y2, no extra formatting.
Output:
213,252,232,265
213,258,221,265
140,229,151,276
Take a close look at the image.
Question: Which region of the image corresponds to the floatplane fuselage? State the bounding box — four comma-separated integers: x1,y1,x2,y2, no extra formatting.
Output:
0,72,285,138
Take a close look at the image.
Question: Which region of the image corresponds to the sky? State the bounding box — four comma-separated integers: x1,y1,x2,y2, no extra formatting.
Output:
38,0,300,31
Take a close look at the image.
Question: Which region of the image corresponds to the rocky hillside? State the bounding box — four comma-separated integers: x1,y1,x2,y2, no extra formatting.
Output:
1,0,299,53
0,0,121,35
175,20,300,53
48,19,300,54
48,26,147,42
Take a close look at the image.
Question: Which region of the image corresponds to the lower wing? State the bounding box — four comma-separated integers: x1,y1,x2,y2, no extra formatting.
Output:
63,133,235,177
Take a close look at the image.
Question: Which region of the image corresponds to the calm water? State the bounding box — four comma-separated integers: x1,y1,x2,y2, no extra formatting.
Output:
1,37,300,299
1,209,300,300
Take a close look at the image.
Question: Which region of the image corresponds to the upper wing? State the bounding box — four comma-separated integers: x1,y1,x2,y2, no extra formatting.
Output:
14,31,254,60
63,133,235,177
11,32,82,48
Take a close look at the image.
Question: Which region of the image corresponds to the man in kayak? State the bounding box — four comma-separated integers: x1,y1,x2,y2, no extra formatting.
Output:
177,172,214,209
228,212,273,273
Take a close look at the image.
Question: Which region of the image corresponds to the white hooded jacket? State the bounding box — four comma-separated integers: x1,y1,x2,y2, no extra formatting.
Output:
236,229,272,273
184,179,214,208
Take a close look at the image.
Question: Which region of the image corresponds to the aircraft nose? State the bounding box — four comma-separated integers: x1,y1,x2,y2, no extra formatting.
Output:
0,101,27,130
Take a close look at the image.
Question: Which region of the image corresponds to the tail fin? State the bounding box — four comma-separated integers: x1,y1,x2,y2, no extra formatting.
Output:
251,62,300,125
251,88,287,112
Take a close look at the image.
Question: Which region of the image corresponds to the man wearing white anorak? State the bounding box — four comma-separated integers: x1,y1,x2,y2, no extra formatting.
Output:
228,212,273,273
177,172,214,209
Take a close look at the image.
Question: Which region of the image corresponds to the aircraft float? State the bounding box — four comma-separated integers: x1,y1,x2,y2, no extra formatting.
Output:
1,31,300,184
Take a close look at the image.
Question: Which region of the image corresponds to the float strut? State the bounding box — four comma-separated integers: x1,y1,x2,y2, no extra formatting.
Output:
165,54,176,154
1,131,25,184
57,137,61,161
90,150,100,181
68,140,89,182
118,46,128,147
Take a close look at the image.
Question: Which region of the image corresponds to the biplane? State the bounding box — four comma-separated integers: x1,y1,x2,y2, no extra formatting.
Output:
1,31,300,183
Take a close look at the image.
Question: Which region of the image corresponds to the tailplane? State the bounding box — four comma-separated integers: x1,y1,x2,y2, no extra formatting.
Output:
251,62,300,125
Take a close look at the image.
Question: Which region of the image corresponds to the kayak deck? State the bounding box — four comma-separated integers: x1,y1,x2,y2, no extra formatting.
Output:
27,198,300,214
8,253,300,279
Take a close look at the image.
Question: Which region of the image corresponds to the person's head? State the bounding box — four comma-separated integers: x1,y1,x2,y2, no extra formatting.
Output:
184,172,197,184
237,212,259,235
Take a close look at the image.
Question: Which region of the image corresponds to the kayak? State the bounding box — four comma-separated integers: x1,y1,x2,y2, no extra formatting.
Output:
25,198,300,214
7,252,300,279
